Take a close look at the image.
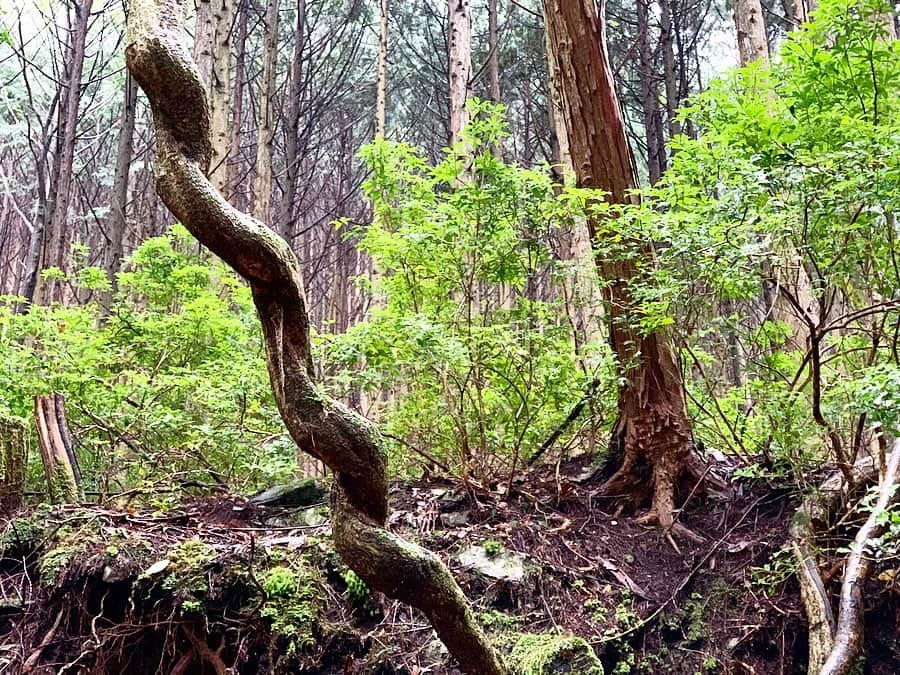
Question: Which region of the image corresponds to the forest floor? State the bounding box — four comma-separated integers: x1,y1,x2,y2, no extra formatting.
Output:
1,458,898,674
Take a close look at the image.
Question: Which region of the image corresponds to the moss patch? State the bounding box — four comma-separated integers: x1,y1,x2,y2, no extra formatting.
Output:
510,632,604,675
260,557,325,657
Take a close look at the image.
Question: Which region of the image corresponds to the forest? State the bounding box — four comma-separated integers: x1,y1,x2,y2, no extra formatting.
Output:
0,0,899,672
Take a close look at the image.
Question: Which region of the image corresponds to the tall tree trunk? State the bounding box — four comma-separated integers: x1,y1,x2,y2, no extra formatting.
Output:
448,0,472,144
636,0,663,184
543,0,713,530
277,0,307,239
193,0,215,85
124,2,508,672
794,0,815,24
542,1,603,346
210,0,235,192
732,0,768,64
488,0,500,103
252,0,280,222
104,71,137,282
375,0,388,138
36,0,93,305
18,174,46,310
659,0,681,139
228,0,249,206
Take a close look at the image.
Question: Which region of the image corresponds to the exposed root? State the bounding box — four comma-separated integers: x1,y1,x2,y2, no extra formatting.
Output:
820,439,900,675
21,608,65,673
791,452,880,674
636,510,705,546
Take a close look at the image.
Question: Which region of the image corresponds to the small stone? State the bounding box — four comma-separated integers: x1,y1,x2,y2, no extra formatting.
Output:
142,559,170,576
458,545,527,581
440,510,470,527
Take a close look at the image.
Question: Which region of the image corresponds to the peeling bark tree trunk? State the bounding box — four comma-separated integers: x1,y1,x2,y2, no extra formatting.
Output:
124,3,507,672
34,393,83,504
542,3,602,346
252,0,279,222
543,0,713,530
448,0,472,145
0,414,27,513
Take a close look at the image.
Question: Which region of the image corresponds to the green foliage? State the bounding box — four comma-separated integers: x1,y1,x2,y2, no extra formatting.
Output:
609,0,900,475
162,538,216,598
483,539,505,556
340,567,380,617
0,226,292,498
750,547,797,596
325,101,614,480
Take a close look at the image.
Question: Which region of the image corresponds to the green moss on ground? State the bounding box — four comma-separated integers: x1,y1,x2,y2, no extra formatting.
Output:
509,632,604,675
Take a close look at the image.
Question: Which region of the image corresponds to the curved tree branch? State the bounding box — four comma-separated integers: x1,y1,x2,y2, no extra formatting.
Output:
820,439,900,675
124,2,507,672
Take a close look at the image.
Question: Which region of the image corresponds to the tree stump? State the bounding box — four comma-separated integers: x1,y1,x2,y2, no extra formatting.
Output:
34,394,83,504
0,413,27,512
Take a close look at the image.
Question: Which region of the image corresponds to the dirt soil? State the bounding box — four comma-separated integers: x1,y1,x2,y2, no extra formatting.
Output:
1,458,898,674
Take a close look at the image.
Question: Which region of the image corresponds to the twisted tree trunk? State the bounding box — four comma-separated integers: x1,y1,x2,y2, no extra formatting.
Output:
124,3,506,672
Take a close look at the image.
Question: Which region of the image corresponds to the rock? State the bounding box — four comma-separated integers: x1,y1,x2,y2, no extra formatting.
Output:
458,544,527,581
248,479,327,507
440,510,470,527
510,633,604,674
422,633,449,662
294,505,329,527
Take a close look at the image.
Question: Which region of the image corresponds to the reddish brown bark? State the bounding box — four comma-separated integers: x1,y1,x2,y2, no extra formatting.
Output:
543,0,711,529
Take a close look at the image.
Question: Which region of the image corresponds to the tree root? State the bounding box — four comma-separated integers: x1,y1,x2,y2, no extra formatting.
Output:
21,608,65,673
820,439,900,675
791,453,880,674
600,423,727,542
